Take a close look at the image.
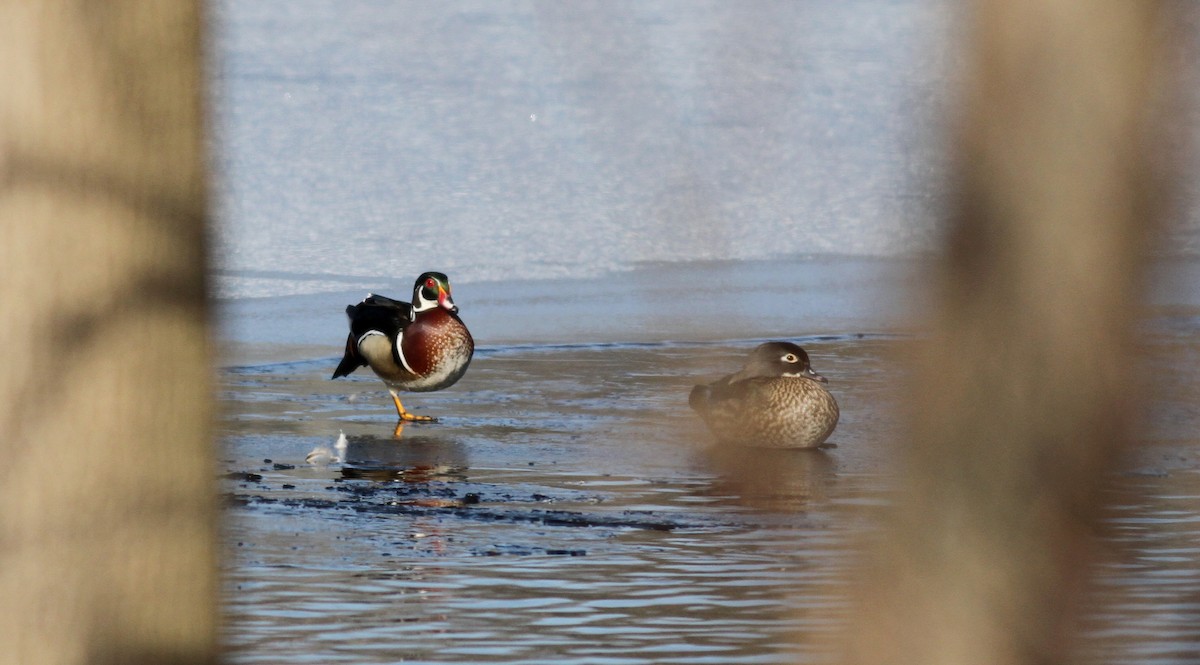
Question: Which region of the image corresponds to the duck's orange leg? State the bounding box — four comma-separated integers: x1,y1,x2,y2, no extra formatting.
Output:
389,390,437,423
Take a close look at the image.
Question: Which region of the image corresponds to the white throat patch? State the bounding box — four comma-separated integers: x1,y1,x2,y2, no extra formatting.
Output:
412,295,438,312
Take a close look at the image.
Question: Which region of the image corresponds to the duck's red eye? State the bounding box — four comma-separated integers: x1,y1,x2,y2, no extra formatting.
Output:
426,278,435,289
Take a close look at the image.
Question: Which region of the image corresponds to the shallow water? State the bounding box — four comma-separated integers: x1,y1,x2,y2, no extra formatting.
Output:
221,326,1200,664
1079,472,1200,665
221,337,899,663
208,1,1200,659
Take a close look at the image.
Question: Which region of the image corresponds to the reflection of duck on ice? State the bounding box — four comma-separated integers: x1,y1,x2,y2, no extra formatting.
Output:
307,431,469,483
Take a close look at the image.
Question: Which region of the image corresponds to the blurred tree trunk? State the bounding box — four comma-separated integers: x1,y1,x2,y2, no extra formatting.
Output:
843,2,1176,665
0,3,216,664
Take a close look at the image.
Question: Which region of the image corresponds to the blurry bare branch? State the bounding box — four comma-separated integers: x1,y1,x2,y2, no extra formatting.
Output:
0,2,216,664
842,2,1179,665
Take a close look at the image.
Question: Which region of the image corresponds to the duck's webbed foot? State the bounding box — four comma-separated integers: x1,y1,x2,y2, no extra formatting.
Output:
390,391,439,424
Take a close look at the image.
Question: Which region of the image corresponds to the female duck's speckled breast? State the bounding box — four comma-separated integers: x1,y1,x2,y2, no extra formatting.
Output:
701,377,839,449
757,378,839,447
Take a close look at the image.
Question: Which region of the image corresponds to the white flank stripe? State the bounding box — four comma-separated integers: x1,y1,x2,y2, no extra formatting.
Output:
394,330,416,374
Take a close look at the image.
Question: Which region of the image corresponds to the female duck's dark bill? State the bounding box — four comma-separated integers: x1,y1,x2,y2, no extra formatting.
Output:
787,367,827,383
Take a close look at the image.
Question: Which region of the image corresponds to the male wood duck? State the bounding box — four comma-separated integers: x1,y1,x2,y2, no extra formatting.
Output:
332,271,474,422
689,341,839,448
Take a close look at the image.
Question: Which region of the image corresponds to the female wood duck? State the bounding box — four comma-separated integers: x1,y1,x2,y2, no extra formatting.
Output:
689,341,839,448
332,271,474,422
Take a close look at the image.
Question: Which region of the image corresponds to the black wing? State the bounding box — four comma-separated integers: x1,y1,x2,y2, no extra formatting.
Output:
332,332,364,379
331,294,413,379
346,294,412,340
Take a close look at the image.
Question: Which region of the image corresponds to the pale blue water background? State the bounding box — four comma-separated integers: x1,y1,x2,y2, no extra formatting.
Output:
210,1,1199,301
210,2,1200,663
210,0,955,299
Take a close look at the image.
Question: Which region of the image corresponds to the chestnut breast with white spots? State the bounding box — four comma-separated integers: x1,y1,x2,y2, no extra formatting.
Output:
393,308,474,392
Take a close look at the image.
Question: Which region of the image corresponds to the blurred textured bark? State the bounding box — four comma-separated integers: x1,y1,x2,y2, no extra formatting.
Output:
0,3,216,664
843,2,1176,665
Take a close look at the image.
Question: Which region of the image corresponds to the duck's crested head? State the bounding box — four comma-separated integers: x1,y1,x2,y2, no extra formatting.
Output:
412,271,457,313
741,341,827,383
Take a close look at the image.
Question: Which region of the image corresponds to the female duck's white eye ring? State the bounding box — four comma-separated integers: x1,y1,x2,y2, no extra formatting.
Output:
782,353,799,363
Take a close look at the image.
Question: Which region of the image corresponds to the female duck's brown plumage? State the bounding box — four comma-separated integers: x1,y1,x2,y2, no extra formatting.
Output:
332,271,473,422
689,341,839,448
